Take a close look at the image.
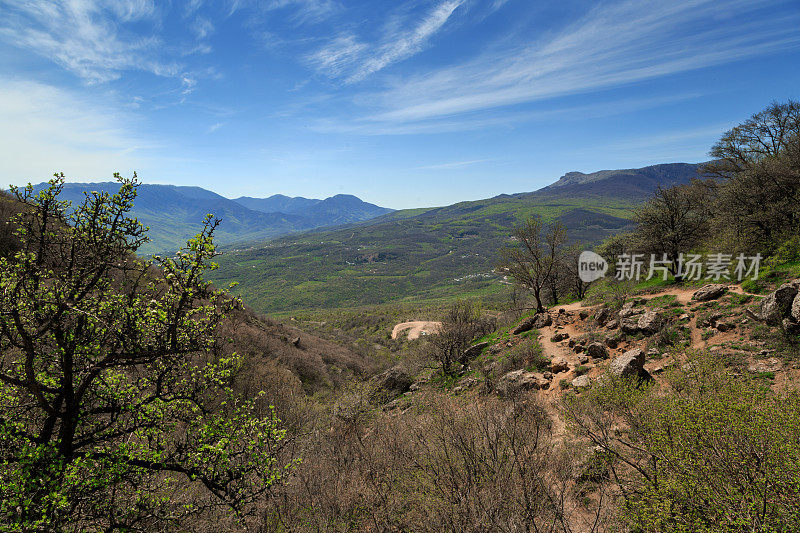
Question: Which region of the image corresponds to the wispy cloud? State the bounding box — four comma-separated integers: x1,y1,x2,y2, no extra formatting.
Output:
0,80,144,182
355,0,800,125
0,0,178,83
415,158,493,170
206,122,224,134
309,0,466,83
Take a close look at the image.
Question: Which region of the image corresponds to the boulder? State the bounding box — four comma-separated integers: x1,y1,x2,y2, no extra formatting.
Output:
579,310,589,320
462,341,489,360
698,312,723,328
757,283,798,325
496,370,550,396
692,284,728,302
618,306,643,319
620,317,640,334
571,375,591,389
533,313,553,328
574,344,584,353
595,307,613,325
550,357,570,374
578,354,589,365
783,318,800,335
792,293,800,323
637,311,664,335
551,332,569,342
373,366,413,398
715,322,735,332
605,337,619,349
586,341,608,359
512,316,536,335
608,348,647,378
605,319,619,330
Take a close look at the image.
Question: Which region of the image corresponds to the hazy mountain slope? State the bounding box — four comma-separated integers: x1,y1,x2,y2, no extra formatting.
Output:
209,163,701,313
25,182,392,254
233,194,322,214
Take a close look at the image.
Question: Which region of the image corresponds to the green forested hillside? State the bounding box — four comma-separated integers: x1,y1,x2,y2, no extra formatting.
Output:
210,163,702,312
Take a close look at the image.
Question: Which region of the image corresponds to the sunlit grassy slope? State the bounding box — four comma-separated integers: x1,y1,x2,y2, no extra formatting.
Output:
209,163,702,313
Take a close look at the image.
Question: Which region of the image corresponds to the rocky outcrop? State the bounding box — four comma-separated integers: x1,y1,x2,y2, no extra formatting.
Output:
792,293,800,323
692,284,728,302
496,370,550,396
608,348,650,380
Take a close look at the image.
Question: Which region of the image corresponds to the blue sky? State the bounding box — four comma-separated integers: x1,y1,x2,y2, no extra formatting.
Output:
1,0,798,209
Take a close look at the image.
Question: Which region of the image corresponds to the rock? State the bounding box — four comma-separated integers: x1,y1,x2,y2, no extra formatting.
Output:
496,370,550,396
463,341,489,360
409,382,423,392
692,284,728,302
716,322,735,332
605,319,619,330
291,336,301,347
533,313,553,329
550,357,570,373
646,347,660,358
608,348,647,378
571,375,591,389
620,317,640,334
579,310,589,320
698,312,723,328
550,332,569,342
792,293,800,323
605,337,619,349
452,386,463,394
637,311,664,335
618,306,643,319
595,307,613,325
568,339,576,347
586,341,608,359
543,371,553,380
757,284,799,325
512,316,536,335
783,318,800,335
373,366,413,398
574,344,584,353
748,357,782,373
578,354,589,365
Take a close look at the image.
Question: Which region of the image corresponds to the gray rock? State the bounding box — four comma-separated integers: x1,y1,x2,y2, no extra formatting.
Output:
716,322,735,332
698,312,723,328
595,307,613,325
620,317,640,334
373,366,413,397
586,341,608,359
748,357,782,373
637,311,664,335
783,318,800,335
608,348,646,378
533,313,553,329
757,284,798,325
605,319,619,330
692,284,728,302
463,341,489,360
578,354,589,364
512,316,536,335
550,332,569,342
792,293,800,323
618,306,643,319
542,371,554,380
571,375,591,389
550,357,571,373
496,370,550,396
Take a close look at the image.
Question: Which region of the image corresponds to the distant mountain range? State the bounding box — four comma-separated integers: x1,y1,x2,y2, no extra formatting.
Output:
208,162,705,312
26,183,392,254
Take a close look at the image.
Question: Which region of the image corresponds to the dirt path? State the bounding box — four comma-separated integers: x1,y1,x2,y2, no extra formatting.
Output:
391,321,442,340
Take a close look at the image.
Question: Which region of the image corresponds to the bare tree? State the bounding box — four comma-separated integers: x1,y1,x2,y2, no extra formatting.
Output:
429,301,495,374
498,218,566,313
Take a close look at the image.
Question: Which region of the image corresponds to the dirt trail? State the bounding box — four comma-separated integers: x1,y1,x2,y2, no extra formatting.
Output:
535,284,746,436
391,321,442,340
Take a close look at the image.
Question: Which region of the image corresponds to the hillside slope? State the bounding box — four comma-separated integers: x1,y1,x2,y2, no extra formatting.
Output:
209,162,702,313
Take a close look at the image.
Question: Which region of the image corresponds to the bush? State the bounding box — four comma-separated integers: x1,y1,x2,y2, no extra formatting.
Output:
564,353,800,531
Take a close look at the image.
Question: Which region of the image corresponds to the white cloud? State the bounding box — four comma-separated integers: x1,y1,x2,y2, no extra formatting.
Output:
0,80,144,183
0,0,176,83
309,0,466,83
357,0,800,124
